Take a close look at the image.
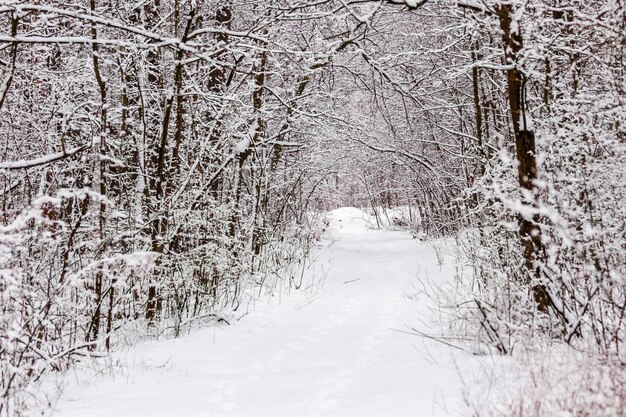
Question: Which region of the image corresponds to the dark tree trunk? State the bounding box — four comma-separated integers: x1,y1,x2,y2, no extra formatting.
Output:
497,3,550,312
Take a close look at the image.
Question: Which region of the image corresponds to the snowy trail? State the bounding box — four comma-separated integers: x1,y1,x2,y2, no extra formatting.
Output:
47,211,468,417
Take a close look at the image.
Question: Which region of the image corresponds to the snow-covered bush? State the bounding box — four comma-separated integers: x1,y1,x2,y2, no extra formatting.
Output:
465,343,626,417
454,0,626,355
450,94,625,413
0,191,155,416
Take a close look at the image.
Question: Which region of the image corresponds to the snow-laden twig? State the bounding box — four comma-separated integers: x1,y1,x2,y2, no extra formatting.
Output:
0,144,89,170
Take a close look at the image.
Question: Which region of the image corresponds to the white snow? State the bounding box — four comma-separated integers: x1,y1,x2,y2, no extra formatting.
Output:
325,206,376,234
388,0,423,8
518,111,534,132
41,209,472,417
234,120,257,154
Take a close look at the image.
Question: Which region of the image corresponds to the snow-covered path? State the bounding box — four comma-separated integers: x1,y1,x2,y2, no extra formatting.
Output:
47,210,467,417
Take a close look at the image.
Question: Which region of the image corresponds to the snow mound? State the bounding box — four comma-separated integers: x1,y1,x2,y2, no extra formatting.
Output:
326,207,376,234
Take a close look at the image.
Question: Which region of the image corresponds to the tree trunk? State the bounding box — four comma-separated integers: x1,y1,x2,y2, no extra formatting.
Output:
497,3,550,311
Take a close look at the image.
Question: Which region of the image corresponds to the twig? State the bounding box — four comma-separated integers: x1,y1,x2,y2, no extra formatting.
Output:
391,327,467,351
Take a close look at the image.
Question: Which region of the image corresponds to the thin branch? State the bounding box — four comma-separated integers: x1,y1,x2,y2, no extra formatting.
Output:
0,144,89,170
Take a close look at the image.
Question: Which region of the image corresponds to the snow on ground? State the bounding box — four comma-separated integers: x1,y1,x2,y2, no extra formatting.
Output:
39,208,473,417
325,206,377,234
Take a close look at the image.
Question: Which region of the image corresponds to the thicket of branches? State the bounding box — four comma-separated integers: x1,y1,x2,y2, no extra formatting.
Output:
0,0,624,416
454,0,625,356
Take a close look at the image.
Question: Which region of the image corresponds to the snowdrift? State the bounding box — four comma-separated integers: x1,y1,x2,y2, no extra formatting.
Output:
325,207,376,234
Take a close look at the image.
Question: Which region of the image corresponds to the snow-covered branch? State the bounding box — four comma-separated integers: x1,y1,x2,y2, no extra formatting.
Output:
0,144,89,170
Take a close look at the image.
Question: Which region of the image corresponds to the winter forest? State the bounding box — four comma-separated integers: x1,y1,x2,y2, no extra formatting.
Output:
0,0,624,416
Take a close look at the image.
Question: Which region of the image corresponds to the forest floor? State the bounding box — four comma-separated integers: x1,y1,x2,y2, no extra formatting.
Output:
40,208,478,417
